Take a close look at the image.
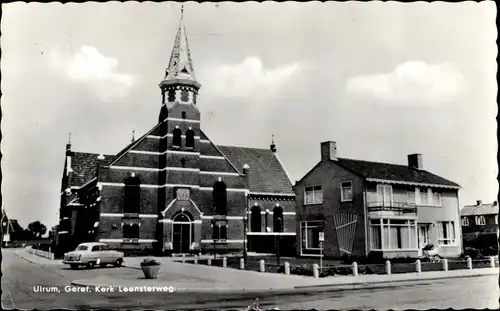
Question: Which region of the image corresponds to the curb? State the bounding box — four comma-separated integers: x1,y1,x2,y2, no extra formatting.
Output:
293,270,497,290
70,269,497,295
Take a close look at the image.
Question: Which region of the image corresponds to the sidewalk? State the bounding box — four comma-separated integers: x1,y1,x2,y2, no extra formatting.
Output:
72,257,499,294
13,248,62,266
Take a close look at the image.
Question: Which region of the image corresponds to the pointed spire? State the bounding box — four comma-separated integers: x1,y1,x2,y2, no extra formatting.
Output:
161,5,201,89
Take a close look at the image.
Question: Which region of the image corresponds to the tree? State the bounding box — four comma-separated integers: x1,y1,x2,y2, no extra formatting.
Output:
27,221,47,239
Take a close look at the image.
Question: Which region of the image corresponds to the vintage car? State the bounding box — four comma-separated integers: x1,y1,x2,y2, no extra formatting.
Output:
63,242,124,269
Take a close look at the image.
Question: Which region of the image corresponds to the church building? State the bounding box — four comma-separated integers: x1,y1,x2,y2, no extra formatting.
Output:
57,13,296,256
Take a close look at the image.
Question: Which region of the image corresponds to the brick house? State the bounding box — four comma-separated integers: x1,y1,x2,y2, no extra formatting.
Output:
461,200,498,252
57,15,296,255
294,141,463,259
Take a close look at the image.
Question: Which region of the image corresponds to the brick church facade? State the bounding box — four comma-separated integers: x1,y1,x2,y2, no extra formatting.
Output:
57,14,296,256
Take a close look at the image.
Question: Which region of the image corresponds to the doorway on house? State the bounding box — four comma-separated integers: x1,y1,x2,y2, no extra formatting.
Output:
172,212,192,254
417,224,430,256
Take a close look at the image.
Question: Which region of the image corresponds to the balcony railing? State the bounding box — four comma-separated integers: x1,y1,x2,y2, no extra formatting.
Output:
367,201,418,215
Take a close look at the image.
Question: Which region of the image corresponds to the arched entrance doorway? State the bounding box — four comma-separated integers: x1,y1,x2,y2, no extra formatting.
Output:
172,212,193,254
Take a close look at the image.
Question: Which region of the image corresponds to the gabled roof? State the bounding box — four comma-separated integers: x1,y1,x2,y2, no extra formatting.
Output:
69,152,114,187
461,202,498,216
217,145,294,194
333,157,460,188
108,123,161,166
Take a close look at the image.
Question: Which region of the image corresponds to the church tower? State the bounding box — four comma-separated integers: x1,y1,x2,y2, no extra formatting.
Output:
156,7,205,253
158,6,201,123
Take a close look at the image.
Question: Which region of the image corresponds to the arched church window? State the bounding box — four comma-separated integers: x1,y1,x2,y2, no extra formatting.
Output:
193,93,197,105
180,89,189,102
124,176,141,214
212,179,227,215
182,111,187,119
172,127,182,148
273,206,283,232
251,206,262,232
168,89,176,102
185,128,195,150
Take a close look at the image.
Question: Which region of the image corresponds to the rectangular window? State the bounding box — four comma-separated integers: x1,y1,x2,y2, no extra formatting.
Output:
437,221,456,245
370,225,381,249
212,223,228,241
407,189,416,205
341,181,353,202
122,224,139,240
300,221,324,254
475,216,486,226
420,188,429,205
304,186,323,205
462,217,469,226
495,216,498,225
432,192,442,206
377,185,393,206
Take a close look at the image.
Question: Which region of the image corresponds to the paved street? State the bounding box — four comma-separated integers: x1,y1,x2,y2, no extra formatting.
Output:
2,248,499,310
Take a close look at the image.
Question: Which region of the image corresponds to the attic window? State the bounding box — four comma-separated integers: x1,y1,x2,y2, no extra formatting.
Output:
180,66,189,74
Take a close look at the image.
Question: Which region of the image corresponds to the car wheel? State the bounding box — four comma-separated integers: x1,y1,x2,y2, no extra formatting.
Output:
70,264,79,270
113,259,123,267
86,261,95,269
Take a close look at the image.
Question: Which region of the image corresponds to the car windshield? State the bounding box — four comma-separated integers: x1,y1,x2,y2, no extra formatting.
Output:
75,245,88,251
100,245,109,250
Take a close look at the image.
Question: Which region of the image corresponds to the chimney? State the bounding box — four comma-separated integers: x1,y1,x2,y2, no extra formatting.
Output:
270,134,277,153
242,164,250,175
476,200,482,206
408,153,423,170
321,141,337,162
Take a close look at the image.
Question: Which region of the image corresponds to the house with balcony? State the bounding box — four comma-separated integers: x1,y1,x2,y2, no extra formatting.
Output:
461,200,498,253
294,141,462,259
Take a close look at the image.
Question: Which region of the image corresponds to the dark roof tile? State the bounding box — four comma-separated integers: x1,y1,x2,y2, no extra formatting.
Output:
217,145,293,194
69,152,113,187
334,158,460,187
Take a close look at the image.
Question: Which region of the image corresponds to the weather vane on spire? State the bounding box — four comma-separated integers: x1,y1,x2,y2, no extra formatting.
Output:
131,129,135,143
68,132,72,144
181,4,184,20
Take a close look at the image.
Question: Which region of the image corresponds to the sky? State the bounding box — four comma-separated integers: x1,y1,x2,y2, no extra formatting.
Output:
1,1,498,228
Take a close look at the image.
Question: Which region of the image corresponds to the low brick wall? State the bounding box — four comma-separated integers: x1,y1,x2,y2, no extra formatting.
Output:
27,246,55,260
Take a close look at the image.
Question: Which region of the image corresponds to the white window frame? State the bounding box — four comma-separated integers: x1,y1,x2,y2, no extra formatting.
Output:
475,215,486,226
431,191,442,206
376,184,393,206
369,218,417,251
437,221,456,246
300,221,324,255
304,186,323,205
461,217,469,226
340,181,353,202
406,189,416,205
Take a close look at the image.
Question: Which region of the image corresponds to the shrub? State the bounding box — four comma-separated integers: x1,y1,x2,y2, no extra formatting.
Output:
460,247,486,260
141,258,160,266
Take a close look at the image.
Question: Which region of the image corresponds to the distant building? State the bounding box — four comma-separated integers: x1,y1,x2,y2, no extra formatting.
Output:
294,141,462,259
461,200,498,251
57,13,296,255
1,209,22,245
